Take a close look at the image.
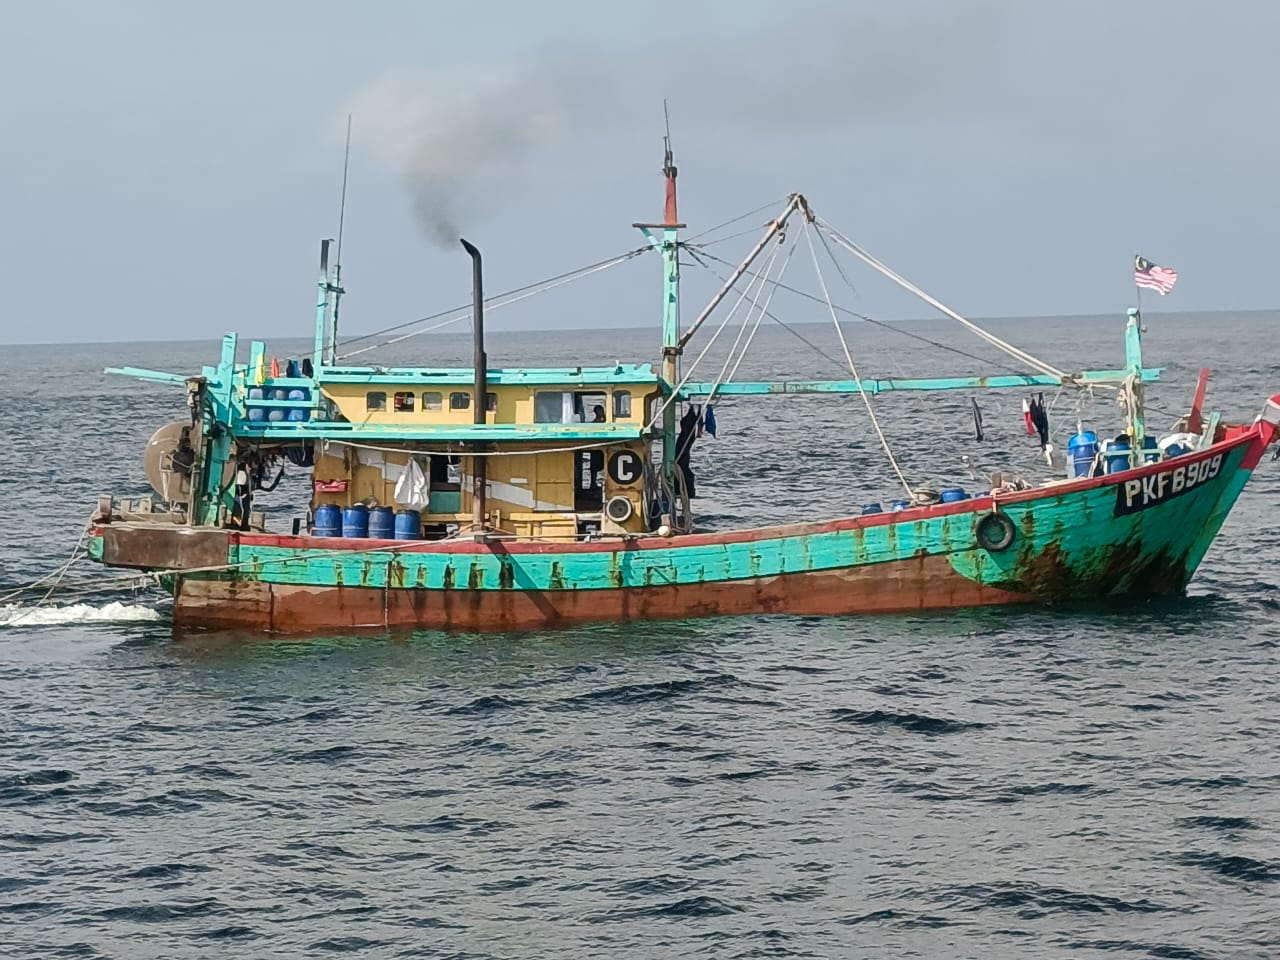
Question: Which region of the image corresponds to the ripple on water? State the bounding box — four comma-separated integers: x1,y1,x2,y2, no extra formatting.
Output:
829,707,991,736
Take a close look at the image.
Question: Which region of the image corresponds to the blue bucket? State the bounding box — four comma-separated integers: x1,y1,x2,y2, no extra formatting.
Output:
939,488,968,503
890,499,910,511
313,504,341,537
394,509,422,540
368,506,395,540
341,504,369,538
1141,435,1159,464
862,503,883,515
1067,431,1099,478
1105,439,1132,474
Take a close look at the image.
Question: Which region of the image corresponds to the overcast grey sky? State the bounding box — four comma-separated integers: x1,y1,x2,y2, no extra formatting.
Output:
2,0,1278,345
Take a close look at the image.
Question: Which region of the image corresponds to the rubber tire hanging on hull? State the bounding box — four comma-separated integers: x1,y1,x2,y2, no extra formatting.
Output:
976,511,1017,552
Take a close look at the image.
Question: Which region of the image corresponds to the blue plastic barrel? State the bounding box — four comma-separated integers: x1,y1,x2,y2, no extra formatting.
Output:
890,499,910,511
939,488,968,503
267,408,285,422
313,504,341,537
368,506,395,539
341,504,369,538
1067,431,1099,478
287,388,310,423
272,388,289,401
1141,435,1159,464
1105,438,1132,474
247,387,265,422
394,510,422,540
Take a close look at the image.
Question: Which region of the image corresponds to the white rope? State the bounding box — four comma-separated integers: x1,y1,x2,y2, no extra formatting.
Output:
337,249,645,361
706,236,797,408
702,238,787,406
816,219,1071,382
1,513,97,623
801,220,913,498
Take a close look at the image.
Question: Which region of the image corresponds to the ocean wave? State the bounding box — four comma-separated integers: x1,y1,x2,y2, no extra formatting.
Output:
0,601,162,628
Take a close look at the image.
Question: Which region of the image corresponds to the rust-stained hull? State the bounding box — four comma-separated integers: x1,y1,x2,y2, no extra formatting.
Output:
170,553,1038,633
88,412,1280,635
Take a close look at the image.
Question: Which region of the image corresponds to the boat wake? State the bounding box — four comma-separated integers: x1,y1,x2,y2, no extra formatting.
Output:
0,601,165,629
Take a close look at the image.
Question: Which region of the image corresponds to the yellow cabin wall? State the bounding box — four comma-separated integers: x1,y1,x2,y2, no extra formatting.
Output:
310,440,650,537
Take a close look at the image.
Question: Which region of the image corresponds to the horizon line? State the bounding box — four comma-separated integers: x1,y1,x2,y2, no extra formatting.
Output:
3,305,1277,348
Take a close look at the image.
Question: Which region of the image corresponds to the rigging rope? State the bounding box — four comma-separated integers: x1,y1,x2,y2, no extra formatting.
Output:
336,246,651,360
706,236,798,406
682,197,788,244
801,220,914,498
816,219,1071,382
688,247,1044,379
645,234,790,431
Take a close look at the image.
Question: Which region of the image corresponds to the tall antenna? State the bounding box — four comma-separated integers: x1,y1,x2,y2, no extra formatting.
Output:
663,99,673,170
336,114,352,266
329,114,352,363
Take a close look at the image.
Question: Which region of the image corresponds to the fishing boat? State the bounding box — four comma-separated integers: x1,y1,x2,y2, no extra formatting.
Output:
86,142,1280,632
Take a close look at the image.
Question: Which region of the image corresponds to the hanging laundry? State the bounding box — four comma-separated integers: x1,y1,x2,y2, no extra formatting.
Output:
1028,393,1050,448
971,398,984,442
269,357,281,378
703,404,717,438
1022,397,1034,436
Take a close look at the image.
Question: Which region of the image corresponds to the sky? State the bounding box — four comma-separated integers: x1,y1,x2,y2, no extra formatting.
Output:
2,0,1279,346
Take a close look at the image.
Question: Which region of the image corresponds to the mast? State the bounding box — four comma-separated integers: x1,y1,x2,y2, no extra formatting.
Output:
461,238,488,538
632,113,685,486
313,239,332,369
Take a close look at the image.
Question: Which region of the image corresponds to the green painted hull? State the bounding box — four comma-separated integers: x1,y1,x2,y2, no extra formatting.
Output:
104,428,1265,633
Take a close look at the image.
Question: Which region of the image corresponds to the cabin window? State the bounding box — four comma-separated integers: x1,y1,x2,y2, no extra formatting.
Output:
421,391,442,411
366,391,387,412
486,392,498,413
534,391,568,423
613,391,632,419
576,393,607,424
393,391,415,413
449,392,470,410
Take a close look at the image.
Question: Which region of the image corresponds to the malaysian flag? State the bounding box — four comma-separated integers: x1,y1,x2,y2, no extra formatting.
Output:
1135,255,1178,295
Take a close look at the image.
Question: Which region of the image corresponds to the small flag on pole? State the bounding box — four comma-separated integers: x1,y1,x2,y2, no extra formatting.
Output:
1135,255,1178,295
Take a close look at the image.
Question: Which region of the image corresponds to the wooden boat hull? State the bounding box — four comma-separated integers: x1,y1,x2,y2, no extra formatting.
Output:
87,413,1273,634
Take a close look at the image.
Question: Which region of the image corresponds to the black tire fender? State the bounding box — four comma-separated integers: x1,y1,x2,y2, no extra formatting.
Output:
976,511,1016,552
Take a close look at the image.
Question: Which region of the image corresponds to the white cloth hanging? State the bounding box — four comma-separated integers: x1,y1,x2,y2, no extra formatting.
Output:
394,458,430,510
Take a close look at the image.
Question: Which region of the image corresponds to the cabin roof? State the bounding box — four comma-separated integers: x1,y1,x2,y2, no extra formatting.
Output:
318,363,660,388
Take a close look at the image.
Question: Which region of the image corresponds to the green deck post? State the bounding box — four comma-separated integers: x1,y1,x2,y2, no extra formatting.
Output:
314,240,332,369
1125,307,1145,463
